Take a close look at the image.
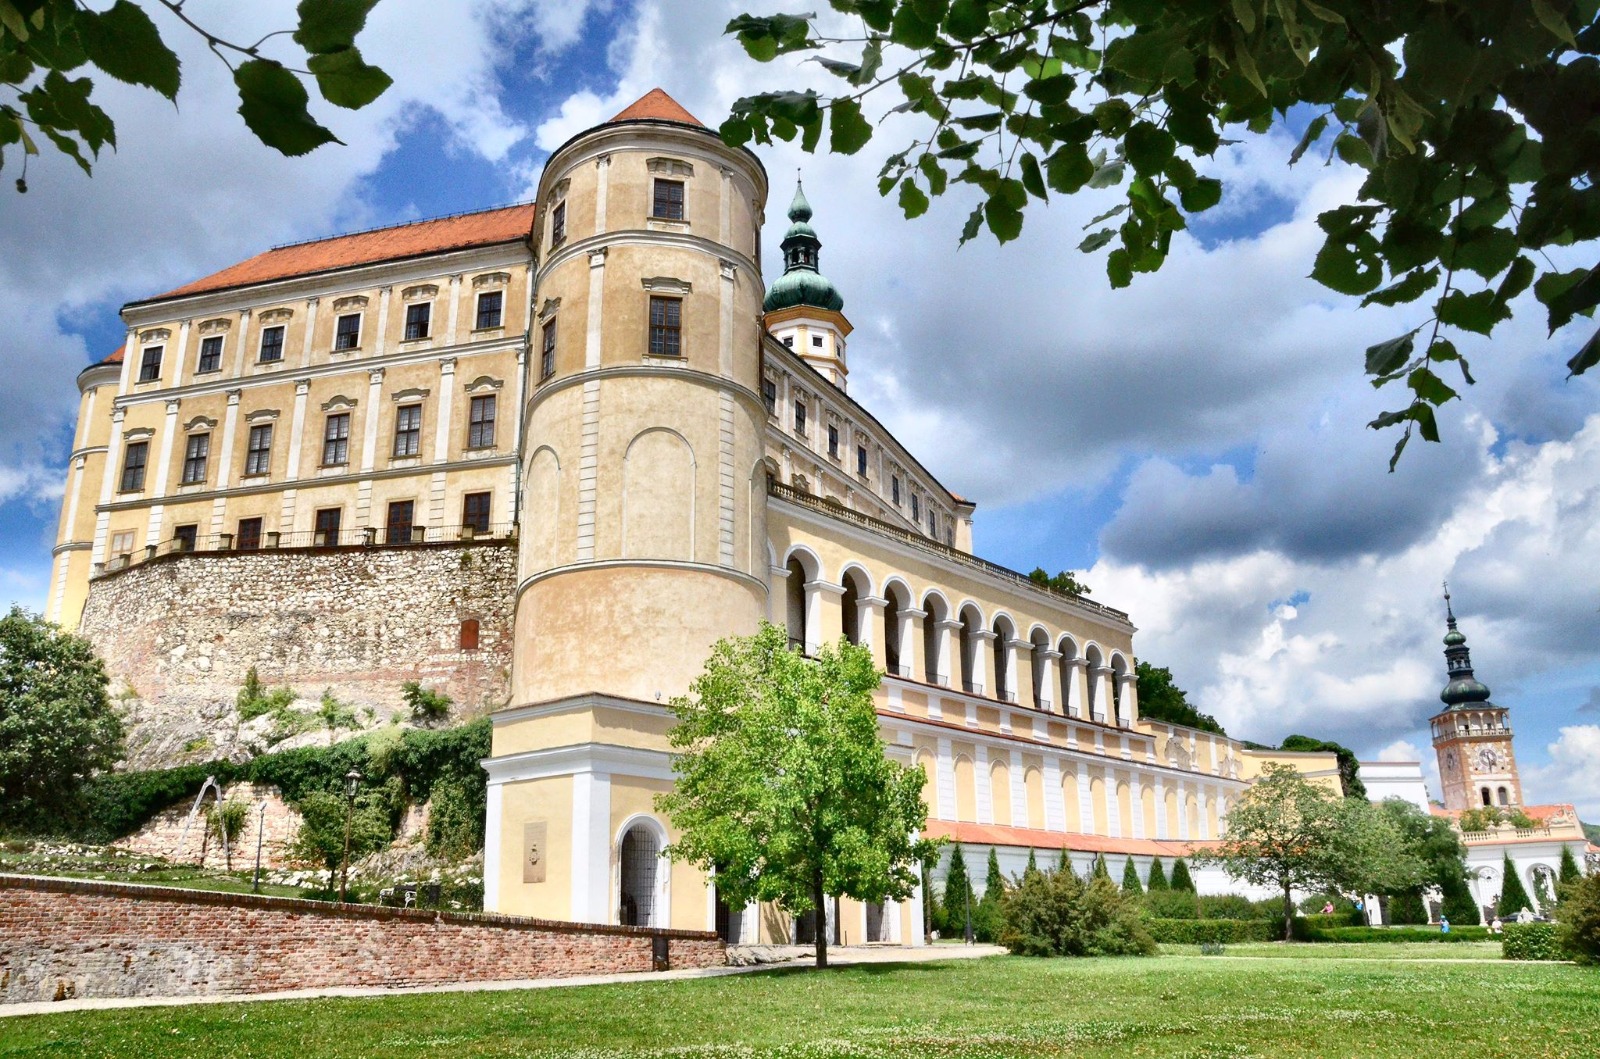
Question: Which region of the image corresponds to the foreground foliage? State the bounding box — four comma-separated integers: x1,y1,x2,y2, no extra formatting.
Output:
1557,870,1600,965
5,952,1595,1058
1001,863,1156,956
1134,661,1224,734
725,1,1600,466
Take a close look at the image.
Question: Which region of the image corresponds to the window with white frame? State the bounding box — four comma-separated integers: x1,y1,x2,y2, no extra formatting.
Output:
404,302,431,341
334,313,361,350
475,290,504,330
258,326,285,362
196,336,223,373
467,394,496,449
138,346,163,382
322,412,350,466
393,404,422,457
181,433,210,485
245,424,273,476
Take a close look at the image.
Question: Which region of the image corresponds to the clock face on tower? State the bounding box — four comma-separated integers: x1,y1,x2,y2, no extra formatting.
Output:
1476,747,1504,772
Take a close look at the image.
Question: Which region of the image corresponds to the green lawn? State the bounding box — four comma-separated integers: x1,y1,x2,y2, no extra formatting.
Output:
1162,941,1504,960
5,953,1595,1058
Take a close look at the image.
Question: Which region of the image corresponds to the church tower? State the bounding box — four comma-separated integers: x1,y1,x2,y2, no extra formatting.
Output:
486,90,771,926
762,181,853,388
1430,588,1522,811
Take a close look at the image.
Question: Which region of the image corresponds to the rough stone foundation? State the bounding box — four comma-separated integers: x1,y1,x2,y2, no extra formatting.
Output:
0,875,724,1003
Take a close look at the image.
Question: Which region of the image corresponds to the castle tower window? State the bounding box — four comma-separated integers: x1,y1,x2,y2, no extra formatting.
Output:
811,334,823,347
258,325,285,363
827,424,839,459
197,335,223,373
245,424,273,476
386,500,415,544
110,530,134,558
794,399,807,437
313,506,342,547
393,404,422,458
475,290,504,330
236,517,262,551
652,178,685,220
911,494,920,521
138,345,163,382
462,491,492,534
540,320,557,381
782,336,793,348
334,313,362,350
618,823,662,926
322,413,351,466
762,377,777,415
467,395,497,449
648,295,682,356
891,475,901,505
550,201,566,248
173,524,198,552
404,302,431,341
119,441,148,492
181,433,210,485
856,445,868,477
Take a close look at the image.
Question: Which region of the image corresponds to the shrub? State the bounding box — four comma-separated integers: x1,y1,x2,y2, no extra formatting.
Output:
942,845,975,936
1146,857,1169,891
402,681,452,724
1121,856,1143,894
317,689,359,735
1386,888,1429,925
1503,922,1565,962
1498,853,1535,918
1001,868,1156,957
1308,925,1490,943
1195,893,1264,920
1556,871,1600,965
236,668,296,722
205,800,250,870
1440,868,1481,925
1170,857,1195,892
425,776,482,860
972,848,1006,943
1143,889,1200,919
1090,853,1111,881
1146,918,1277,945
1559,846,1583,888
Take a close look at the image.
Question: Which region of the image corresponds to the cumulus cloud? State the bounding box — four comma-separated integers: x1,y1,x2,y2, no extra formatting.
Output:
1525,725,1600,819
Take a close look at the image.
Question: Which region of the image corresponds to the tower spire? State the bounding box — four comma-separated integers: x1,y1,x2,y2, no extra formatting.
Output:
1439,587,1490,707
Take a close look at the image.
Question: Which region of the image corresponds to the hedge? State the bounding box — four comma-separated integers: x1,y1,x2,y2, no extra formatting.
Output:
1307,925,1491,944
1502,923,1565,962
1146,918,1278,944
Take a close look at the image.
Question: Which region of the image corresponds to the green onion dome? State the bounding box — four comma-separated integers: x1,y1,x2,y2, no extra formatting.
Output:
763,180,844,314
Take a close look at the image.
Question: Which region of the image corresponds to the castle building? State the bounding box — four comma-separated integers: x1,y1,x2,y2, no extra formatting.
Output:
49,90,1335,941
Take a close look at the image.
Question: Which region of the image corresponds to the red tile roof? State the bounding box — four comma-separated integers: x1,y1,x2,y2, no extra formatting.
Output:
103,346,124,364
141,203,536,304
926,820,1216,858
608,88,703,127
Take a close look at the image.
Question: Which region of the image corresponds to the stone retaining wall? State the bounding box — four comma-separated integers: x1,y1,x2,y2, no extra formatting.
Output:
0,875,723,1004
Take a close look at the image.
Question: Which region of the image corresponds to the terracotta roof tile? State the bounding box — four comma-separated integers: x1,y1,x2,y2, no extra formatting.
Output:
608,88,703,127
143,203,536,303
925,820,1216,858
103,346,124,364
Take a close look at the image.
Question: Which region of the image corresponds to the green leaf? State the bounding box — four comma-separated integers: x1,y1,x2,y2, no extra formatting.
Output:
233,59,341,157
306,47,392,110
1087,160,1124,189
958,203,984,246
918,153,947,196
1407,366,1459,406
1310,239,1383,296
1124,122,1175,176
293,0,380,54
1289,114,1328,167
1079,229,1116,252
1542,263,1600,334
1365,331,1417,378
898,176,929,219
1230,0,1258,35
1018,151,1046,200
1568,326,1600,378
1531,0,1579,47
1179,176,1222,212
1024,74,1075,106
726,14,813,61
1046,143,1093,193
1362,267,1439,308
945,0,990,40
76,0,180,99
40,125,90,175
1436,289,1509,336
1106,247,1133,288
828,98,873,155
984,193,1023,243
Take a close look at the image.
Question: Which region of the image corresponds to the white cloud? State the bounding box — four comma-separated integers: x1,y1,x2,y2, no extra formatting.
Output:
1525,725,1600,819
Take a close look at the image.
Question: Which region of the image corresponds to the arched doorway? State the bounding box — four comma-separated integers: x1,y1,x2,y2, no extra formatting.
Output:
619,822,662,927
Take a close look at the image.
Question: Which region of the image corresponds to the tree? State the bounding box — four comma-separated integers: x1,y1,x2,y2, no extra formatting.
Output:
2,1,393,192
724,2,1600,467
1000,866,1155,957
1560,845,1584,889
655,623,935,967
1026,566,1090,597
1121,856,1143,894
286,789,390,894
1146,857,1169,891
1386,888,1429,925
1055,846,1071,874
1555,871,1600,965
1091,852,1111,881
1439,868,1481,926
974,846,1006,941
942,843,976,938
205,799,249,871
1023,847,1039,877
1373,797,1469,918
1498,853,1536,918
401,680,451,725
1170,857,1196,893
1134,662,1225,735
0,607,122,826
1279,734,1368,799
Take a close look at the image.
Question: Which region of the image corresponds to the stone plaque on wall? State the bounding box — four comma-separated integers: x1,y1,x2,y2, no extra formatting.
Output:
523,821,547,883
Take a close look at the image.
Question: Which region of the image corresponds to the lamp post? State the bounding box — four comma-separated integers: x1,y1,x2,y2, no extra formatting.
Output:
251,800,267,894
339,767,362,903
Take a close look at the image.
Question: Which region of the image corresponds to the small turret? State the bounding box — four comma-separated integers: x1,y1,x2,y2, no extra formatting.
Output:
1439,586,1493,708
763,178,853,388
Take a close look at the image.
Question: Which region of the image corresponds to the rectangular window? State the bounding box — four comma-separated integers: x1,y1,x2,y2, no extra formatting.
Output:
322,412,350,466
782,336,794,348
197,336,223,373
334,313,361,350
245,423,273,476
181,433,210,485
404,302,431,340
258,326,284,363
313,507,342,547
648,295,682,356
929,509,937,534
812,335,824,348
794,399,807,437
652,178,685,220
857,445,868,477
476,290,504,330
393,404,422,458
467,395,496,448
550,201,566,247
827,424,839,459
110,529,134,557
120,441,149,492
386,500,415,544
762,377,777,415
540,320,557,381
892,476,901,505
911,494,920,521
236,517,263,551
462,491,492,534
138,346,163,382
173,524,198,552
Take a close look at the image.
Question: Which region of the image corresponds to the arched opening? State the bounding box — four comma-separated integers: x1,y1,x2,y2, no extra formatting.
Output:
618,822,662,927
884,580,910,676
840,566,869,646
959,604,984,695
992,615,1016,702
1497,786,1509,806
954,754,976,822
1109,653,1130,726
1481,787,1493,807
1030,628,1051,711
1084,644,1105,719
990,759,1012,826
785,556,808,651
1058,637,1079,717
922,593,949,685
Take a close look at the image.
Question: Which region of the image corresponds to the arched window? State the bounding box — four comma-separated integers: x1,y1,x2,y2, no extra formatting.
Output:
618,823,661,927
922,594,949,685
992,616,1015,702
1109,653,1130,726
1058,637,1079,717
1481,787,1493,807
1030,629,1051,711
840,567,869,646
959,605,983,695
785,557,808,650
1497,786,1509,806
884,582,909,676
1084,644,1105,719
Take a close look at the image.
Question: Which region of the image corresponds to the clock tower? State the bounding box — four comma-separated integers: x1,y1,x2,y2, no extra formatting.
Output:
1430,587,1522,811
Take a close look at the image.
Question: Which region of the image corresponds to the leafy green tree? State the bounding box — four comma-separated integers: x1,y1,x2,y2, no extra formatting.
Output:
1000,866,1155,957
204,799,249,871
1170,857,1196,893
1372,797,1469,923
1121,856,1143,894
1556,871,1600,965
286,789,391,894
1560,845,1583,889
974,846,1006,941
942,843,976,938
1023,847,1039,877
1055,846,1070,874
1,0,393,191
1440,866,1481,925
1497,853,1535,918
1146,857,1169,890
1279,734,1368,799
401,681,452,725
424,775,480,860
1026,567,1090,597
724,1,1600,466
655,623,934,967
0,607,122,825
1134,662,1224,735
1386,888,1429,925
1091,852,1111,881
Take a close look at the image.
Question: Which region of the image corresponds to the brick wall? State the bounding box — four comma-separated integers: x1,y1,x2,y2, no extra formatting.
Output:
76,540,516,767
0,875,724,1004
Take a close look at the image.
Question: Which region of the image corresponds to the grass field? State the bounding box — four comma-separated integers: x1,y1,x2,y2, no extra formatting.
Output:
5,951,1596,1059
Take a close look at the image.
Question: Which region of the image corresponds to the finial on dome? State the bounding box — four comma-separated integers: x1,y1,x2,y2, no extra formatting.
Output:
1444,580,1455,623
788,177,813,223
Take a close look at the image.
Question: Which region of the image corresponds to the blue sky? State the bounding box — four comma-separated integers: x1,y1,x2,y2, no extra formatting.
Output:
1,0,1596,817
